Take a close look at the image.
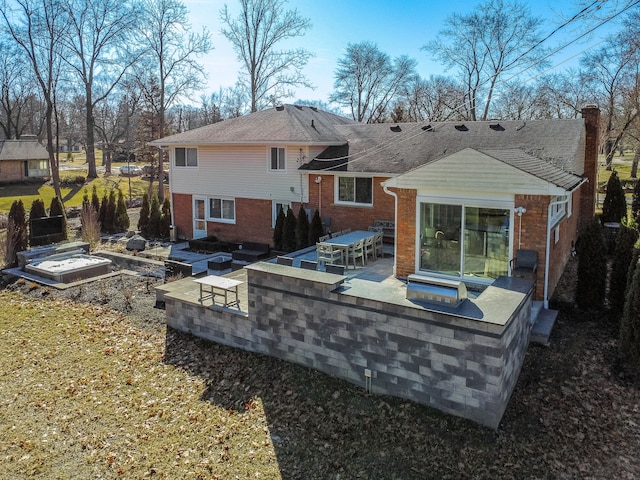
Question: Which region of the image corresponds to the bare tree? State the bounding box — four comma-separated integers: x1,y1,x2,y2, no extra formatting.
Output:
0,39,44,139
60,0,143,179
400,75,466,122
0,0,67,201
424,0,546,121
220,0,313,113
330,41,417,123
534,71,591,119
581,33,639,169
138,0,212,200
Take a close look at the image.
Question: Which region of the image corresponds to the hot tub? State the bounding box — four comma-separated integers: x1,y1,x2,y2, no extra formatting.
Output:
25,252,113,283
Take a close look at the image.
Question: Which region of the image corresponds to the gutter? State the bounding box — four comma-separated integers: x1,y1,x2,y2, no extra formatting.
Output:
382,182,398,277
543,178,587,308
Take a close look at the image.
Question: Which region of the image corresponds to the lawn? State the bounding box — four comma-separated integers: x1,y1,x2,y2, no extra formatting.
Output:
1,269,639,479
0,290,281,479
0,152,162,213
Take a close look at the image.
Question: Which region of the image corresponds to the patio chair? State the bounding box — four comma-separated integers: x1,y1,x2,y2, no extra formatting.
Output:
300,259,318,271
276,255,293,266
316,242,343,265
347,239,366,269
364,235,376,262
325,264,345,275
510,249,538,280
373,232,384,257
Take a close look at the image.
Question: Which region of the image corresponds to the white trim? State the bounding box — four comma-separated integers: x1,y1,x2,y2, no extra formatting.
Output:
268,146,287,173
335,175,374,206
174,146,198,168
272,200,291,227
207,196,236,224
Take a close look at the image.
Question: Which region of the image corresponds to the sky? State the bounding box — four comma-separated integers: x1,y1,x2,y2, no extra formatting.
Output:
182,0,618,106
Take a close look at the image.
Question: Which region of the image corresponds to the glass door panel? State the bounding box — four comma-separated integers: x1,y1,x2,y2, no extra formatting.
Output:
464,207,509,278
419,203,461,276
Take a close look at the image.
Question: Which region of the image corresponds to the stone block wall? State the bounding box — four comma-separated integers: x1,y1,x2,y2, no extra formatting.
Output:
164,263,533,428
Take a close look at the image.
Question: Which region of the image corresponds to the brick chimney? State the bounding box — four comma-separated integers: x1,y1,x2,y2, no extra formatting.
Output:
580,105,600,226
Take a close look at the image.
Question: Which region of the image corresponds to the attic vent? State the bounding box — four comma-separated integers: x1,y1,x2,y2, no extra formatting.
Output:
275,105,284,111
422,124,433,131
295,105,303,110
390,125,402,132
310,106,318,112
454,124,468,131
489,123,505,131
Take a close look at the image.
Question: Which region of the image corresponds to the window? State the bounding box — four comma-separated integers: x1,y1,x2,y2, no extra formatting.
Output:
175,147,197,167
549,196,566,227
269,147,286,171
337,176,373,205
272,201,291,227
208,197,235,223
27,159,48,177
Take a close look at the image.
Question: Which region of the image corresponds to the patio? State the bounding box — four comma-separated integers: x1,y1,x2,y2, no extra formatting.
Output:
157,239,558,428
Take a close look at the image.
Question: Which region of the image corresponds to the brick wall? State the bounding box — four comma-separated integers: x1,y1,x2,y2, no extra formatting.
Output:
164,266,534,429
306,175,395,234
0,160,26,183
580,106,600,227
393,188,416,279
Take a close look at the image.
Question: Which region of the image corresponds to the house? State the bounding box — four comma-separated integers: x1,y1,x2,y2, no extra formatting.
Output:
0,135,50,183
152,104,599,309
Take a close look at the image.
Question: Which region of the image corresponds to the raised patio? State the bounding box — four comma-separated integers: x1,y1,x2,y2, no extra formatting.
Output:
157,245,552,429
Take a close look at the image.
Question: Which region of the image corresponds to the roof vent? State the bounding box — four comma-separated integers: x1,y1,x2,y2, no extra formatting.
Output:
516,122,526,131
489,123,505,131
422,124,433,131
390,125,402,132
310,106,318,112
454,124,468,131
295,105,303,110
275,105,284,111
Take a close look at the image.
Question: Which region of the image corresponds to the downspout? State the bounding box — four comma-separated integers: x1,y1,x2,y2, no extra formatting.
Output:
543,179,587,308
382,183,398,277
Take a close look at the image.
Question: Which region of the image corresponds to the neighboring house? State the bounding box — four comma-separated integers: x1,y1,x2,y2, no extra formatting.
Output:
152,104,599,308
0,135,50,183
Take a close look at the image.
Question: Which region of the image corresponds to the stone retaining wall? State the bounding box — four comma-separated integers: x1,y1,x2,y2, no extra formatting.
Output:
164,264,533,428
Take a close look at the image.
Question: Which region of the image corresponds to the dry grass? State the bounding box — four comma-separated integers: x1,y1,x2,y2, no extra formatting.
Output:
0,291,280,479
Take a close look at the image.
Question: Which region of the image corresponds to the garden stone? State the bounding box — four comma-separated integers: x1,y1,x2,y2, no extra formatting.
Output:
126,234,147,252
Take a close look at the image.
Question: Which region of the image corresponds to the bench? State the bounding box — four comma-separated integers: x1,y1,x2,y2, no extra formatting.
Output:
231,241,271,263
374,220,395,243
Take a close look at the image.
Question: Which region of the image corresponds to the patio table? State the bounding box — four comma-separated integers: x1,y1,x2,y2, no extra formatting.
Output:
194,275,243,307
321,230,377,267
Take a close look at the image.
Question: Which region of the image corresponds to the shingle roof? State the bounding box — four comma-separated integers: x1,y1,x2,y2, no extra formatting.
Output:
479,148,584,191
150,104,356,146
300,119,586,176
0,137,49,161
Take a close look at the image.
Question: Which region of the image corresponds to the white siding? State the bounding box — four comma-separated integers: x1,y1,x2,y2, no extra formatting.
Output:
171,145,309,203
390,149,565,196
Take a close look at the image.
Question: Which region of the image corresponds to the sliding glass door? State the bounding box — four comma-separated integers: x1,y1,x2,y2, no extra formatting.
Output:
419,201,511,281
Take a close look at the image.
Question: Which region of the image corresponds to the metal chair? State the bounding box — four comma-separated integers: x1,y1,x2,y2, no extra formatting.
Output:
510,249,538,279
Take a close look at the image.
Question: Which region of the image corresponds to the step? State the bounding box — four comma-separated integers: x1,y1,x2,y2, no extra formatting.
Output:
530,306,558,346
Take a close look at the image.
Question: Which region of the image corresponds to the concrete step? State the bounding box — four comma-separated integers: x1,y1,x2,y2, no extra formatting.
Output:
530,305,558,346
